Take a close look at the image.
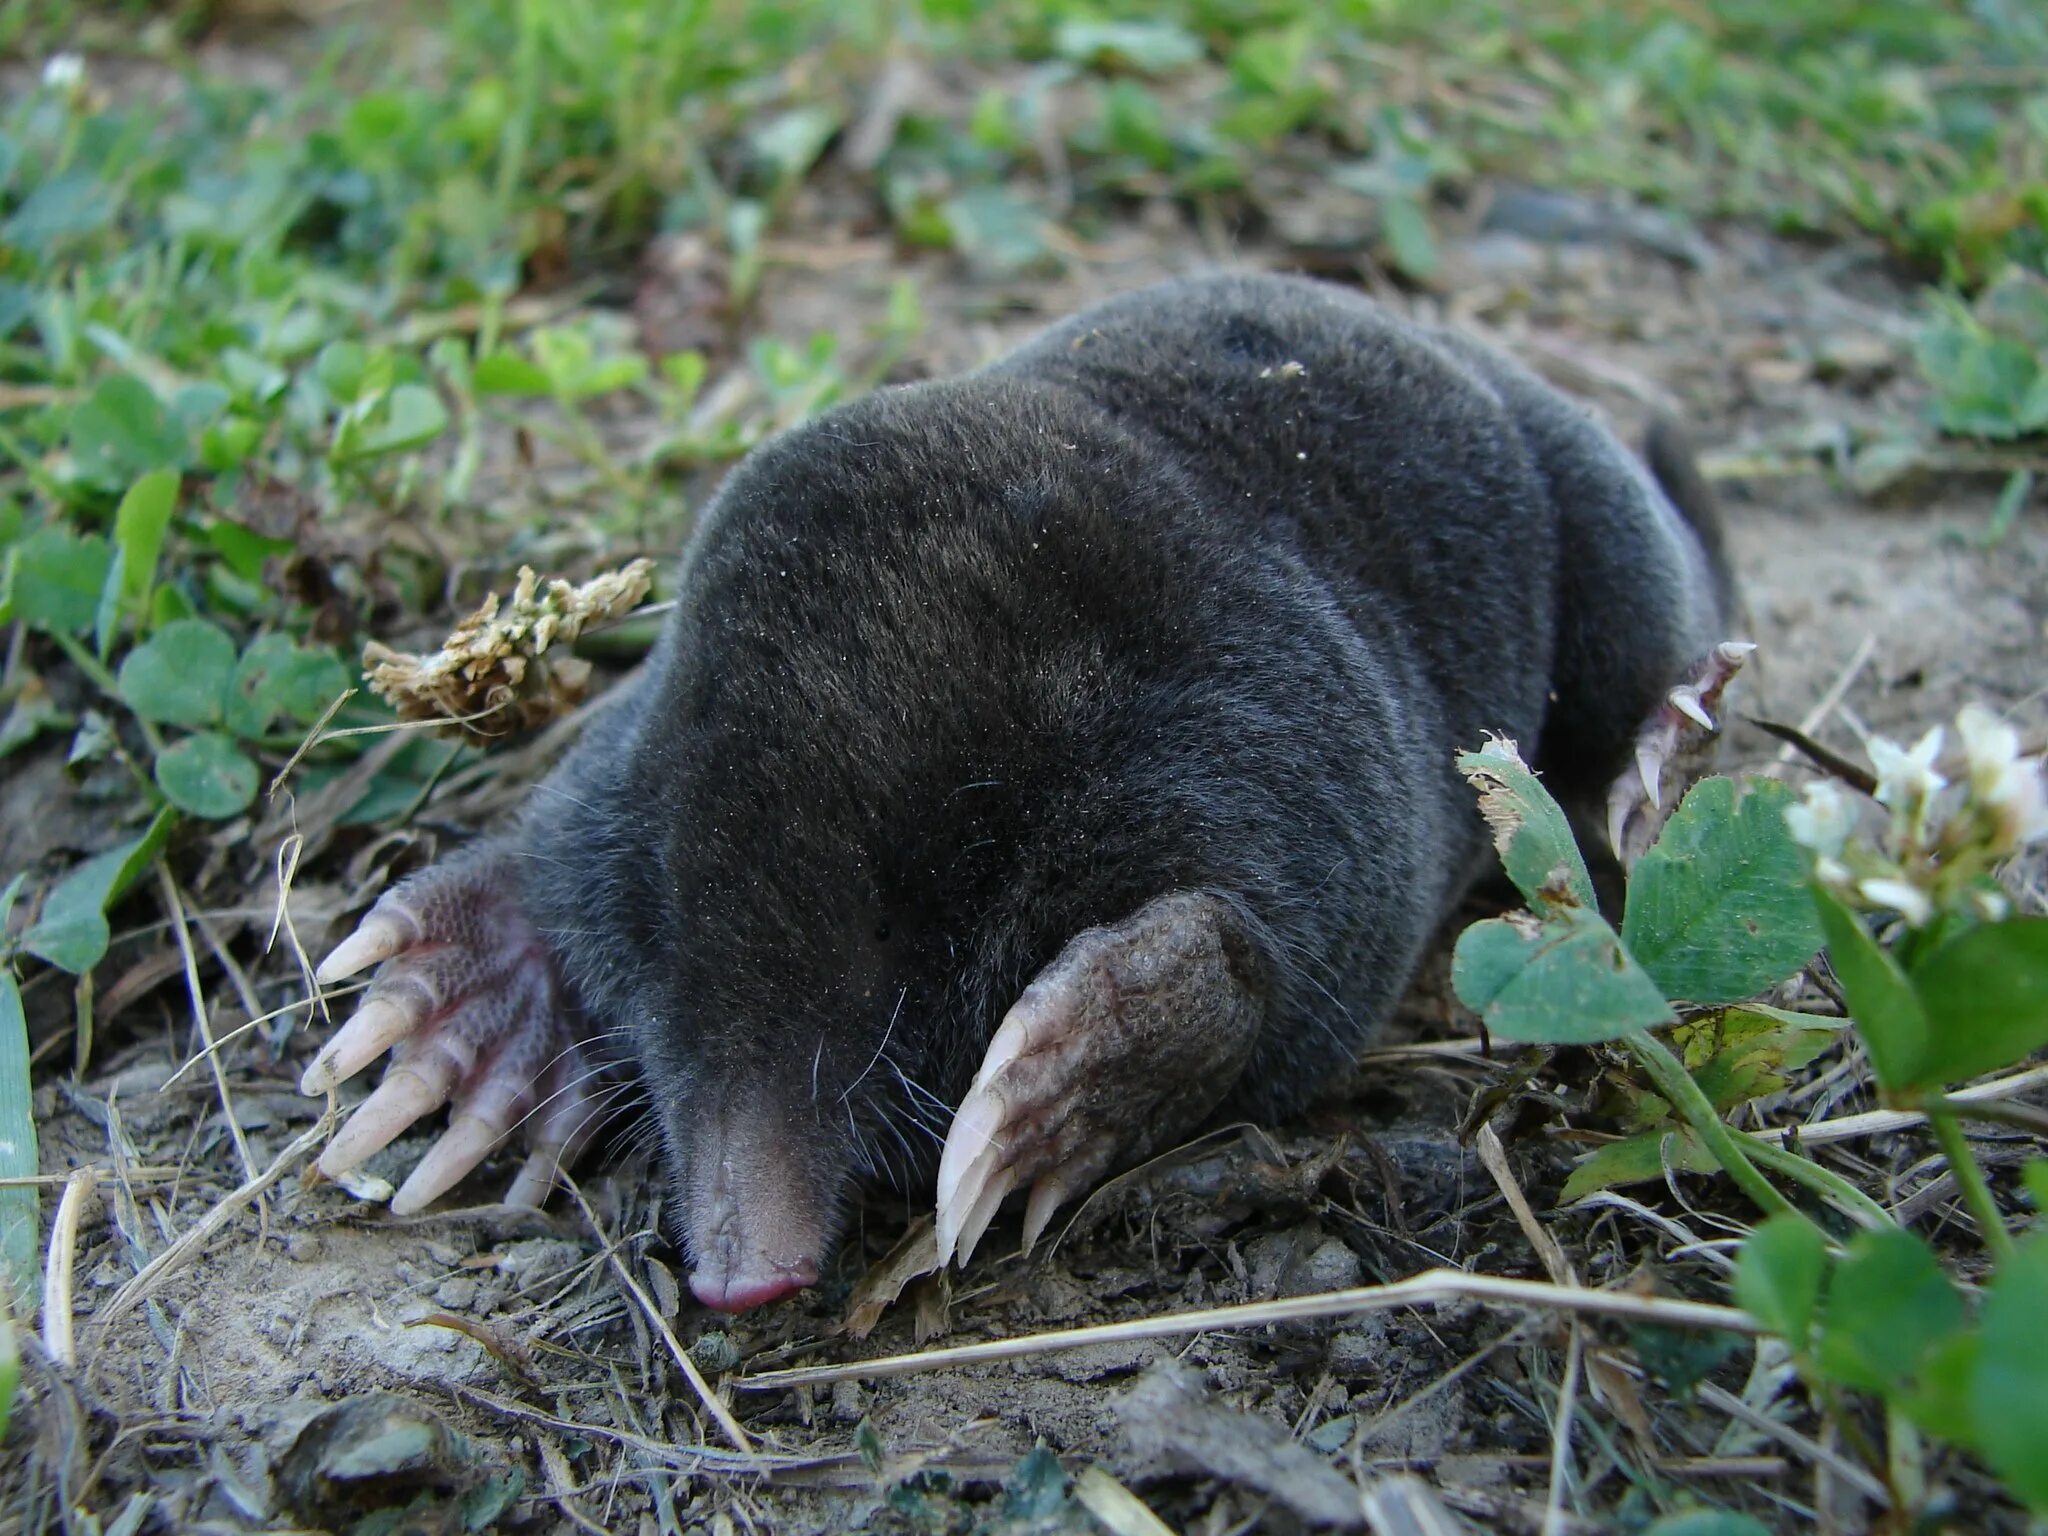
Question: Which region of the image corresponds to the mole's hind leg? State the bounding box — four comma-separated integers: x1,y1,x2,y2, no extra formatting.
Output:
301,844,608,1213
934,891,1266,1269
1605,641,1755,864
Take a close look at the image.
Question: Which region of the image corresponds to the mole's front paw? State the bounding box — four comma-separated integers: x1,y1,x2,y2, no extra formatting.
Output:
302,845,604,1213
934,891,1266,1269
1605,641,1755,864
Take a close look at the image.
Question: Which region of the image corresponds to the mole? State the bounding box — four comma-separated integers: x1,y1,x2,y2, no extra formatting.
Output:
298,272,1741,1313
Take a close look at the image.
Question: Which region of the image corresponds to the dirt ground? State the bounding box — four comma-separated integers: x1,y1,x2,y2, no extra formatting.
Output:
11,186,2047,1536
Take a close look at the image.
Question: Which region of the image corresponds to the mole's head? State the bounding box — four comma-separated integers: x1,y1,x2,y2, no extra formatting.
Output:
580,384,1194,1312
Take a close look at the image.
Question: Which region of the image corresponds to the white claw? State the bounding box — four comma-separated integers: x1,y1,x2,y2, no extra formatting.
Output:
1606,797,1631,862
1669,687,1714,731
505,1143,569,1209
936,1136,1004,1267
951,1165,1016,1270
1718,640,1758,662
936,1088,1004,1217
299,997,418,1096
315,912,415,985
317,1058,461,1178
1021,1172,1071,1256
390,1112,508,1215
1636,744,1664,811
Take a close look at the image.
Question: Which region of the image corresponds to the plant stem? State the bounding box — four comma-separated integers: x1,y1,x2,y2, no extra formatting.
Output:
1625,1030,1804,1226
1926,1107,2016,1265
1743,1136,1892,1230
49,630,167,759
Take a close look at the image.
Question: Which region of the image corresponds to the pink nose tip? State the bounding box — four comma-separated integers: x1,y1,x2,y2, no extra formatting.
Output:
689,1264,817,1314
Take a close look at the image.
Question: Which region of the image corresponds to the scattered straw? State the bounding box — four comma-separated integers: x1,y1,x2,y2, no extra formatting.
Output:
560,1177,758,1461
153,862,257,1183
41,1167,98,1365
736,1270,1762,1392
97,1116,329,1330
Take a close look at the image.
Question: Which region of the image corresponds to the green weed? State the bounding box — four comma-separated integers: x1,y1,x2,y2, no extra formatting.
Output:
1453,712,2048,1519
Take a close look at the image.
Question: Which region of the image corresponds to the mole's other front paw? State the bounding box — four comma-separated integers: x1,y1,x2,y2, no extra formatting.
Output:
934,891,1266,1269
302,845,604,1213
1605,641,1755,865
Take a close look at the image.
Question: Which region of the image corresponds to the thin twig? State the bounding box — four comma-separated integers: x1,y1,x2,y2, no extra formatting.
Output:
736,1270,1762,1392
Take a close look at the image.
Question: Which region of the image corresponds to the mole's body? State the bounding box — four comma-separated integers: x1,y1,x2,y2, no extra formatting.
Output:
304,274,1734,1312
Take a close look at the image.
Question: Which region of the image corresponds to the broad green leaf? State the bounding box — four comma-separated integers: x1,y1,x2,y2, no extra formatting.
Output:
19,809,176,973
1561,1126,1714,1201
9,526,113,634
1816,1227,1964,1396
225,634,350,739
1454,737,1596,914
1622,777,1821,1003
1972,1232,2048,1510
472,351,553,396
1907,918,2048,1086
116,618,236,728
1675,1006,1842,1113
111,469,179,620
1811,884,1928,1094
748,106,841,185
315,340,372,403
68,375,189,486
1734,1214,1827,1351
155,733,259,819
331,383,448,462
1380,196,1439,281
1452,905,1675,1044
1053,18,1204,75
203,518,294,582
0,972,34,1319
1000,1444,1069,1521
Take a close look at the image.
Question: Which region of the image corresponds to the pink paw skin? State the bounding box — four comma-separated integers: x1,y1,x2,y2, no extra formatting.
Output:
933,890,1266,1269
302,846,608,1214
1604,640,1756,865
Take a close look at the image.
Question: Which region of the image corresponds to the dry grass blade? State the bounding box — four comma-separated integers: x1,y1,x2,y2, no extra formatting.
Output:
1751,1063,2048,1147
736,1270,1762,1391
153,862,257,1183
97,1117,329,1329
40,1167,98,1365
1360,1474,1477,1536
1072,1465,1178,1536
1696,1381,1891,1507
559,1177,758,1460
1475,1126,1582,1536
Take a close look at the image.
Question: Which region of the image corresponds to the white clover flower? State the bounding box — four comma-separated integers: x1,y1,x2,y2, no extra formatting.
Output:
1813,855,1853,889
41,53,84,91
1970,887,2013,922
1956,704,2021,793
1989,756,2048,851
1859,876,1934,928
1785,780,1858,858
1868,726,1946,817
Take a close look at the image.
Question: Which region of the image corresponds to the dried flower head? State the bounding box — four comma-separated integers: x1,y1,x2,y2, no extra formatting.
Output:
363,559,655,742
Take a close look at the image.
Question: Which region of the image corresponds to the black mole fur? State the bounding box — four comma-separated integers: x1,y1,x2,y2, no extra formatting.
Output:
513,272,1729,1264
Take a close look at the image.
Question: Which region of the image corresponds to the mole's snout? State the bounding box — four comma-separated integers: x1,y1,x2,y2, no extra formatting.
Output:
673,1095,838,1314
688,1257,821,1314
